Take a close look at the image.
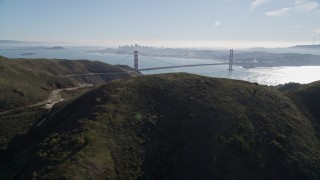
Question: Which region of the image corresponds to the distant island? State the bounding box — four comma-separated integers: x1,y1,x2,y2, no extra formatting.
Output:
46,46,65,50
20,52,36,56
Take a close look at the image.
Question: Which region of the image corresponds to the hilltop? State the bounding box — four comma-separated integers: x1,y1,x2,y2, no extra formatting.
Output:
2,73,319,179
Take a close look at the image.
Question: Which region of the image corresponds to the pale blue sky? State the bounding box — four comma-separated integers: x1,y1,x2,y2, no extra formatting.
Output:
0,0,319,48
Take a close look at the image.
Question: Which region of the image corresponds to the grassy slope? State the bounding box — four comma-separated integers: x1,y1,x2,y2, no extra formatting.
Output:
281,81,320,139
0,106,48,153
9,73,320,179
0,56,139,112
0,105,50,180
0,86,92,156
0,56,73,111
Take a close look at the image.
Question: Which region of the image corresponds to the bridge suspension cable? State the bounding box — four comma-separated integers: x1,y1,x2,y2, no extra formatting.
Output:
139,52,182,66
114,54,131,65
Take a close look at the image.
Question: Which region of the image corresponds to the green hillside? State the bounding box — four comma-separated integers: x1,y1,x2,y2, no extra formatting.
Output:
3,73,319,179
0,56,139,112
280,81,320,139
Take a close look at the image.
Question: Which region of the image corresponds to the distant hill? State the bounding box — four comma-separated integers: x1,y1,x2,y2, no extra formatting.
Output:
0,40,27,44
2,73,319,179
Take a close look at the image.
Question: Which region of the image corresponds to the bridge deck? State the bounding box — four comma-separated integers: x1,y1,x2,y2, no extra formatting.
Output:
139,63,229,71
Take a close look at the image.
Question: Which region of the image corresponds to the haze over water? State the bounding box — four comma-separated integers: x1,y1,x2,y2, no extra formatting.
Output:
1,47,319,86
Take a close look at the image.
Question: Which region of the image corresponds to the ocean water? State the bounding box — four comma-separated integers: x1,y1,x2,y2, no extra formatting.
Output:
0,47,319,85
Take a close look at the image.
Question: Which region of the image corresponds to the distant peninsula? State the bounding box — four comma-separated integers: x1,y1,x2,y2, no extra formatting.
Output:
15,46,66,51
290,44,320,49
0,40,65,50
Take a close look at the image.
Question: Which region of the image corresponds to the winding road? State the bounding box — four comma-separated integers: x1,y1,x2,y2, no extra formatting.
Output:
0,83,93,116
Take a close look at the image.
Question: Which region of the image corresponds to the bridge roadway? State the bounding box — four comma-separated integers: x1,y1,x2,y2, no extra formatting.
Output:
59,62,252,77
139,62,230,71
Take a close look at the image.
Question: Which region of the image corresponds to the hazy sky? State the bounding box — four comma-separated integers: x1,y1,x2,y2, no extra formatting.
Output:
0,0,319,48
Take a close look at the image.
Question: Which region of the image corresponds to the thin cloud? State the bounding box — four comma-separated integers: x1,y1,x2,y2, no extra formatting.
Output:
265,0,319,17
265,8,291,16
250,0,268,11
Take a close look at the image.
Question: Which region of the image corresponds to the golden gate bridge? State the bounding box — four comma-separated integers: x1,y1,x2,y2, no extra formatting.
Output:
62,49,253,78
132,49,236,72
